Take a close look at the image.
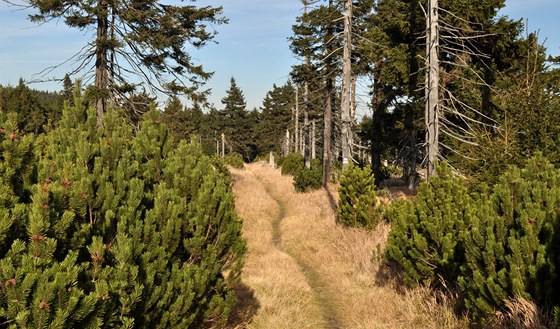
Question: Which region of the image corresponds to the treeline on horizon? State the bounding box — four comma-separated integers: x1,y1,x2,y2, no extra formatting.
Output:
0,76,299,164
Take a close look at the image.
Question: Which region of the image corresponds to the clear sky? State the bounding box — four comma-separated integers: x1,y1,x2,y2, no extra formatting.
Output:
0,0,558,111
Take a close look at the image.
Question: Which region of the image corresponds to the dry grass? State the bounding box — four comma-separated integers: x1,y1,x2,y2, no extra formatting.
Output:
229,165,324,329
228,162,469,329
491,297,555,329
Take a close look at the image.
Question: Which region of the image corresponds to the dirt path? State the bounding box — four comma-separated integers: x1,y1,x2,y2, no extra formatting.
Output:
229,162,341,328
228,163,322,328
259,173,343,329
228,162,466,329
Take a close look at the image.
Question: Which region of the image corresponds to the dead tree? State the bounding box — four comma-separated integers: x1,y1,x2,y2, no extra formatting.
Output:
340,0,353,168
425,0,439,178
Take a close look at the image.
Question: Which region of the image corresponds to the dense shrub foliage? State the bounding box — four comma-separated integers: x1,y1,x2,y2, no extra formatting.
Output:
0,89,245,328
386,155,560,322
222,152,245,169
280,153,322,192
386,164,472,287
459,154,560,319
293,159,322,192
337,164,382,228
280,152,304,176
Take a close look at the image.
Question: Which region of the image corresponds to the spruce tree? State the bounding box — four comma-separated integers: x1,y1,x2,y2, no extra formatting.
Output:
15,0,225,125
219,77,253,161
256,83,295,155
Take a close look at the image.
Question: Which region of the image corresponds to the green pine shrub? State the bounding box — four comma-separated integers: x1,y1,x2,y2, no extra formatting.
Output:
280,152,304,176
337,164,382,228
459,154,560,319
293,159,322,192
0,87,246,328
222,152,245,169
386,164,473,288
0,112,36,257
275,154,285,167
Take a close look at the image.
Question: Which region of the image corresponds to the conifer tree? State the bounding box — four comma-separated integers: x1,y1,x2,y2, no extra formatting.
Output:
257,83,296,155
337,164,382,228
386,164,472,287
12,0,225,126
459,154,560,318
219,77,253,161
0,83,245,327
0,112,35,255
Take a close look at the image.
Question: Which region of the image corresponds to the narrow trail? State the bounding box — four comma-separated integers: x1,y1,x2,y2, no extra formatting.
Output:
228,162,463,329
257,174,343,329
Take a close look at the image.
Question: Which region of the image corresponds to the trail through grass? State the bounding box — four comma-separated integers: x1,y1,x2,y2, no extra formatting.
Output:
261,177,342,329
228,162,468,329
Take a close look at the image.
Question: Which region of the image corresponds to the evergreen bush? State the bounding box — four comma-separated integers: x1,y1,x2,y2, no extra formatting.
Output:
337,164,382,228
385,164,472,287
459,154,560,319
0,88,246,328
281,152,304,176
293,159,322,192
222,152,245,169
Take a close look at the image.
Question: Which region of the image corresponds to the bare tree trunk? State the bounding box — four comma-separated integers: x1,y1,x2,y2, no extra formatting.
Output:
323,82,333,187
322,0,335,188
221,133,225,157
350,75,356,123
284,128,290,156
269,151,275,167
340,0,352,168
95,0,109,128
300,127,304,155
311,120,316,159
304,112,311,169
425,0,439,178
304,81,311,167
295,87,299,154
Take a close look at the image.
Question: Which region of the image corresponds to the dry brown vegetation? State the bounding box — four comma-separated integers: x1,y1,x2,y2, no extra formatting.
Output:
228,162,469,328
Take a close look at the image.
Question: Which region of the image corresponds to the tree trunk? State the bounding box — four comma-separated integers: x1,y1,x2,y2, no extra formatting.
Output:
284,128,290,156
322,0,335,188
370,102,384,186
95,0,109,128
311,120,316,159
425,0,439,178
295,87,299,154
304,111,311,169
323,81,333,187
221,133,225,157
340,0,353,168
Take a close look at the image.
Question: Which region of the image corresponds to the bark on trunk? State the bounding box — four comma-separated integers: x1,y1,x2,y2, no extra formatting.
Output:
95,0,109,128
425,0,439,178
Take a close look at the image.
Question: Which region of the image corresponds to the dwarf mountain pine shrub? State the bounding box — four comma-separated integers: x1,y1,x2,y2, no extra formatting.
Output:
459,154,560,319
293,159,322,192
222,152,245,169
386,164,472,288
280,152,304,176
0,87,245,328
337,164,382,228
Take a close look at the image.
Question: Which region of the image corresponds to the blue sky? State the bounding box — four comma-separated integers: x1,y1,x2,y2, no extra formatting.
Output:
0,0,558,110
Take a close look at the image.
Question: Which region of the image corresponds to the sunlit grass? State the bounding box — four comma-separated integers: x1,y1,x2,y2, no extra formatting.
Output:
228,162,468,329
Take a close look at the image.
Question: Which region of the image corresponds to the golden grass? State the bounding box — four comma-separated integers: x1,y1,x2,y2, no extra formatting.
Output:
495,297,554,329
228,162,469,329
229,165,324,329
